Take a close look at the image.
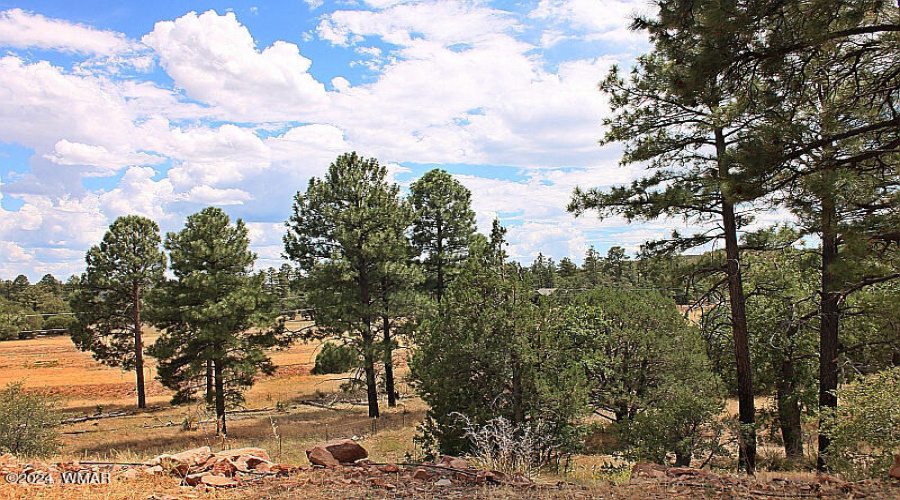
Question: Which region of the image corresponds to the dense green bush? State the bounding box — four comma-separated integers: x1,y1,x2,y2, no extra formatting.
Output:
554,287,726,466
311,342,359,375
821,367,900,479
0,382,61,457
411,234,588,461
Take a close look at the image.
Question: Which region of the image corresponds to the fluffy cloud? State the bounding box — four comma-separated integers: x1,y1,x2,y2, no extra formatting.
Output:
0,2,673,280
0,8,133,56
142,10,328,122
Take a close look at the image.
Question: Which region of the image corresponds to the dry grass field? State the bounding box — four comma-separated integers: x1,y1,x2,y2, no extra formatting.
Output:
1,327,896,499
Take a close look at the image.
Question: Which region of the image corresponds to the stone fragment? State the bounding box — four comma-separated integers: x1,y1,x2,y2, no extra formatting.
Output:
435,478,452,486
306,446,339,467
170,446,212,467
200,475,239,487
377,463,400,473
184,472,211,486
413,468,435,481
438,455,468,469
210,457,238,477
233,454,271,472
214,448,271,462
119,468,140,480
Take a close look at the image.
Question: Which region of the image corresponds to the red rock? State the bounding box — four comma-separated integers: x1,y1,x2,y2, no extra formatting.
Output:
170,446,212,466
201,475,239,487
306,439,367,465
413,468,435,481
321,439,368,463
631,462,667,479
210,457,238,477
119,468,140,480
233,454,271,472
377,463,400,473
269,463,298,476
307,446,339,467
184,472,210,486
888,455,900,481
215,448,271,462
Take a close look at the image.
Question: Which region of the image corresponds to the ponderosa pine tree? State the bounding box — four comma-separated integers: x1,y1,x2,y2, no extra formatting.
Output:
729,1,900,469
70,215,166,409
568,1,767,471
409,169,476,303
284,152,412,418
151,207,287,435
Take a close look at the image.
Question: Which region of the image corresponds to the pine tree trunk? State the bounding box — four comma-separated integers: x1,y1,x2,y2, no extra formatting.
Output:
817,196,839,471
133,283,146,409
214,359,226,436
717,128,756,474
383,315,396,407
777,355,804,460
206,360,213,405
362,329,380,418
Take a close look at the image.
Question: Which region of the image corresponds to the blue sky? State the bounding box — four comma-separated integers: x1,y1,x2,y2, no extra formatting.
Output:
0,0,682,280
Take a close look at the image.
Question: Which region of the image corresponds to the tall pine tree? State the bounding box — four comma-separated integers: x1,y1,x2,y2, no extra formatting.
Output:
284,152,412,418
409,169,476,303
70,215,166,409
151,207,287,435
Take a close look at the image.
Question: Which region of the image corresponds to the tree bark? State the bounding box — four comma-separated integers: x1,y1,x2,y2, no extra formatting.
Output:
817,195,840,472
133,283,146,409
383,315,396,407
362,329,380,418
777,355,804,459
214,358,226,436
717,127,756,474
206,360,214,405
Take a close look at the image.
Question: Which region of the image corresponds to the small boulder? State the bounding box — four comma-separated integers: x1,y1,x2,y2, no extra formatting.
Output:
322,439,368,463
306,439,367,465
889,455,900,481
307,446,339,467
632,462,667,480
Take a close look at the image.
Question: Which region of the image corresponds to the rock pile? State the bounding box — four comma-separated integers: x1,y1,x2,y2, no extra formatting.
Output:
302,445,535,490
147,446,297,487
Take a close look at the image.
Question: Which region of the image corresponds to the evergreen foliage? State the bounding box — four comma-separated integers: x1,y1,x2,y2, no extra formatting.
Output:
409,169,476,302
284,152,415,417
411,229,588,459
0,382,60,457
69,215,166,408
151,207,287,435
